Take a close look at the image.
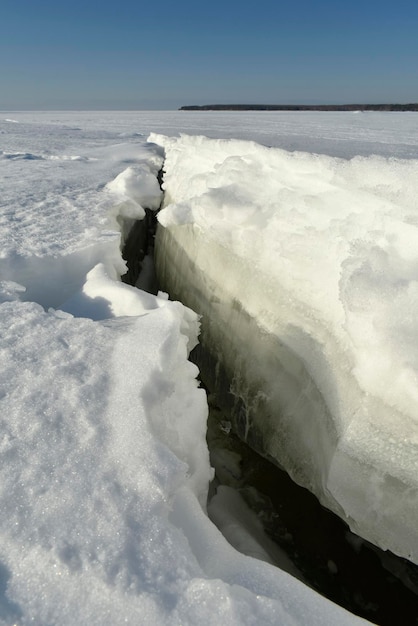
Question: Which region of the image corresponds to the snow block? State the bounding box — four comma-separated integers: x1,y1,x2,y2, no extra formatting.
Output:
152,132,418,565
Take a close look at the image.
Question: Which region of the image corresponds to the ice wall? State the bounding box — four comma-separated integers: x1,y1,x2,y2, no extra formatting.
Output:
151,132,418,564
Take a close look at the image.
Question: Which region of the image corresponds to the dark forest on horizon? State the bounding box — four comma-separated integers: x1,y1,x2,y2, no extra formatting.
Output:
180,103,418,112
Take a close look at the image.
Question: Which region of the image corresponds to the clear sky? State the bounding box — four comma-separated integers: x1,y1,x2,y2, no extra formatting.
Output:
1,0,417,110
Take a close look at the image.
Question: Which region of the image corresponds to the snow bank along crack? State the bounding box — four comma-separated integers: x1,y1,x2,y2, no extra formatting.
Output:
150,132,418,566
119,164,164,293
150,132,418,622
0,140,164,311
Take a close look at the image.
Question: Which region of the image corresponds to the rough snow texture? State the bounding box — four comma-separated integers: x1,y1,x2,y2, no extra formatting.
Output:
0,113,368,624
0,115,163,308
152,132,418,565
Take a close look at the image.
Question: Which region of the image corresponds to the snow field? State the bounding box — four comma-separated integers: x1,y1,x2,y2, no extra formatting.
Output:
0,115,163,308
0,299,208,624
0,113,369,624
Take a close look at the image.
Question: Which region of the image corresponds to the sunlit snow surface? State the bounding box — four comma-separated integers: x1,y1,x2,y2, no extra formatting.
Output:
2,110,417,624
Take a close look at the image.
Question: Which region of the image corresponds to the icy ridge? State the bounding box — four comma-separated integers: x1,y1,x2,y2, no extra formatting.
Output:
151,132,418,564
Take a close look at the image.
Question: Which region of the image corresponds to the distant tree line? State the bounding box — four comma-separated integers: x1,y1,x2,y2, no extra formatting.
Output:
180,103,418,111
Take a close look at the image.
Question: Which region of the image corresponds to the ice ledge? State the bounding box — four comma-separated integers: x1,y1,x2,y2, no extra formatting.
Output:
152,132,418,566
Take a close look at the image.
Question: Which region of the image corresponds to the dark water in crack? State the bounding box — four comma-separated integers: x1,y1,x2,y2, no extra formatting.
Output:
206,393,418,626
123,214,418,626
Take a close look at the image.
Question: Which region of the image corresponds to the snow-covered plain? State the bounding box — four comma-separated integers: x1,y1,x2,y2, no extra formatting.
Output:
1,110,417,624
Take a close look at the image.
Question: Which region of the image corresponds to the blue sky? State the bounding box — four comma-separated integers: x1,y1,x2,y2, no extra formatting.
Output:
1,0,417,109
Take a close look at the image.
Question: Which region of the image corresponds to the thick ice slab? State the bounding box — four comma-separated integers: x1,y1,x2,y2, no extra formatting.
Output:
152,132,418,564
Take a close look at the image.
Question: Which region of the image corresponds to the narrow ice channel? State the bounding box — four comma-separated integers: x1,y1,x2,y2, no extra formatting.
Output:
106,181,417,626
111,153,418,625
148,133,418,624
